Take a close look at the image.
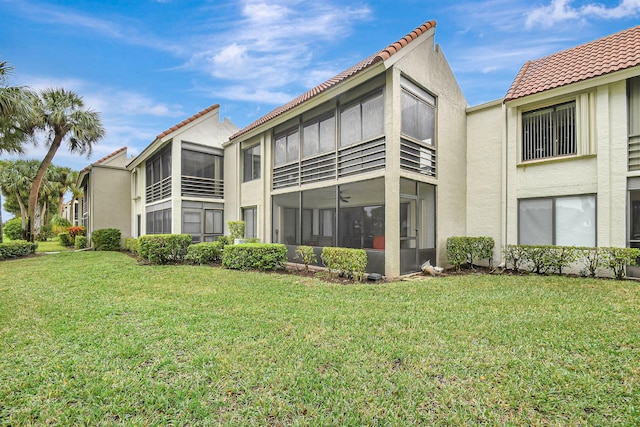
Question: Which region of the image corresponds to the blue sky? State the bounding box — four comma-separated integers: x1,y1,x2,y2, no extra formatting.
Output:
1,0,639,217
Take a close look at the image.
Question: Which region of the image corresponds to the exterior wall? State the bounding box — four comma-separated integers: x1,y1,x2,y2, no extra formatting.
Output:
466,100,504,262
392,37,468,268
88,166,131,241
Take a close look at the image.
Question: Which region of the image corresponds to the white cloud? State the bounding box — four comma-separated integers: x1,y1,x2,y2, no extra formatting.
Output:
525,0,640,29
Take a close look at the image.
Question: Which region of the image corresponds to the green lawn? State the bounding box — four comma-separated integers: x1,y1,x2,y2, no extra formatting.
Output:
1,252,639,426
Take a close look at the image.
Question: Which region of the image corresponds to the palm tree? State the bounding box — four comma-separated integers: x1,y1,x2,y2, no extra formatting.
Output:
0,60,36,155
0,159,39,239
27,88,105,241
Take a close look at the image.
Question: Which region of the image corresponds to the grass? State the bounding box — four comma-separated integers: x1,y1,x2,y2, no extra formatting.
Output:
2,235,72,253
1,251,639,426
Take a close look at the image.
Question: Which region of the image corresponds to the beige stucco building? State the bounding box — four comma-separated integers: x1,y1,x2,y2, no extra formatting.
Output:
78,147,131,243
127,104,238,242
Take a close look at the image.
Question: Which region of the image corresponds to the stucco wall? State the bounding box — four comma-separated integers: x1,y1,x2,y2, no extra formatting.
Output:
90,166,131,241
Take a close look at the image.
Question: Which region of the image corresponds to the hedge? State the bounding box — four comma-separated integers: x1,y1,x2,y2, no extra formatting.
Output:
0,240,37,260
124,237,139,254
186,241,225,265
446,236,495,270
91,228,122,251
74,235,87,250
222,243,287,271
138,234,192,265
295,245,317,272
321,247,368,281
503,244,640,279
3,218,23,241
58,232,74,247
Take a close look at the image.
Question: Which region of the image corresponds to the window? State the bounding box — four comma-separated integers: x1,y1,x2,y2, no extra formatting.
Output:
274,128,300,166
243,145,260,182
302,114,335,158
182,208,224,242
401,85,435,144
182,149,223,180
340,90,384,147
522,101,576,162
519,195,595,246
145,145,172,202
628,77,640,170
243,207,257,239
146,208,171,234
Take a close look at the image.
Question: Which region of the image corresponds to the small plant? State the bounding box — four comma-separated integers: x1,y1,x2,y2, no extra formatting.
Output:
603,247,640,280
446,236,494,270
3,218,24,241
578,247,604,278
68,226,86,239
227,221,246,240
91,228,122,251
58,232,74,247
321,247,368,281
138,234,192,265
503,244,528,271
295,245,317,272
222,243,287,271
186,241,225,265
124,237,139,254
50,214,71,235
74,235,87,250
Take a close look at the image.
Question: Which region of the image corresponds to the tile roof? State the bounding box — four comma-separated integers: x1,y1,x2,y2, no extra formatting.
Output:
80,147,127,174
505,26,640,102
230,20,437,141
156,104,220,139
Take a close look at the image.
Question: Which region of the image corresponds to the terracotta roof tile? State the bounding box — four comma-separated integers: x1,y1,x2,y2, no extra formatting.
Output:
230,20,437,141
505,26,640,102
156,104,220,139
80,147,127,174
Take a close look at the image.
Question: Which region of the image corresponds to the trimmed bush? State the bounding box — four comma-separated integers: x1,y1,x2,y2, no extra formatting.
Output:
603,247,640,280
222,243,287,271
91,228,122,251
4,218,24,241
503,244,528,271
124,237,139,254
58,232,74,247
68,226,86,239
295,245,317,272
186,241,224,265
74,235,87,250
446,236,495,270
228,221,245,240
578,247,605,278
0,240,37,260
138,234,192,265
321,247,368,281
216,235,232,247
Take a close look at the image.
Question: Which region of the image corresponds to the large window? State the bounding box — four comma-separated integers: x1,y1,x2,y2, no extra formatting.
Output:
145,145,172,202
302,114,335,158
519,195,596,246
274,128,300,166
401,84,435,144
146,208,171,234
243,207,257,239
182,149,223,198
522,101,576,162
629,77,640,170
243,144,261,182
340,90,384,147
182,208,224,242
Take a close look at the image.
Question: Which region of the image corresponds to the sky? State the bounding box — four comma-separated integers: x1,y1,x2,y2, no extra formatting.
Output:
1,0,640,219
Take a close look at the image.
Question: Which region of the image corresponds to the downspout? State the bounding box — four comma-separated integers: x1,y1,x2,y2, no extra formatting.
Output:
502,102,508,261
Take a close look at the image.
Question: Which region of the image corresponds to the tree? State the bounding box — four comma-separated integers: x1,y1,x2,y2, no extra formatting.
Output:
0,60,36,155
0,160,40,239
26,88,105,241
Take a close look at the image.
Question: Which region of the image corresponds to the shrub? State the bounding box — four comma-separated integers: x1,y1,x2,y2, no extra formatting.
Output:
469,237,495,266
603,247,640,280
578,247,605,278
186,241,224,265
58,232,74,247
446,236,494,270
91,228,122,251
50,214,71,235
295,245,317,272
74,235,87,250
0,240,37,260
228,221,246,240
4,218,24,241
216,235,232,247
321,247,368,281
222,243,287,271
124,237,139,254
503,244,528,271
544,246,578,275
68,226,86,239
138,234,192,265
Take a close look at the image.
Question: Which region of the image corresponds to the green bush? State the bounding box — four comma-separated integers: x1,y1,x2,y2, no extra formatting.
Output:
0,240,37,260
138,234,192,265
124,237,139,254
222,243,287,271
295,245,317,272
578,247,605,278
186,241,225,265
446,236,495,270
50,214,71,235
503,244,528,271
321,247,368,281
74,235,87,250
228,221,246,240
91,228,122,251
216,235,232,247
58,232,74,247
4,218,24,240
603,247,640,280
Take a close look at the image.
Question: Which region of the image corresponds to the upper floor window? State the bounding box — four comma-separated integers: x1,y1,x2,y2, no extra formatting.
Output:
401,84,435,145
340,90,384,147
243,144,261,182
522,101,576,162
145,145,171,186
302,113,335,158
182,149,223,181
274,128,300,166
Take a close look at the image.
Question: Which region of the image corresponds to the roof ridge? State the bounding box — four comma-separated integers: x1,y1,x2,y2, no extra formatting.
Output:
156,103,220,139
504,60,531,102
230,19,437,141
80,147,127,174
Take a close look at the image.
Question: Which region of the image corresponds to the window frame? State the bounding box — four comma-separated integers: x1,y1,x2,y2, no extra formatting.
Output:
520,100,577,162
339,89,385,147
242,206,258,239
242,144,261,182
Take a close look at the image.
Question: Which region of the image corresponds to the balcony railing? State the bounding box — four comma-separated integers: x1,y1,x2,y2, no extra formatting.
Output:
181,175,224,198
400,138,436,177
146,176,171,202
629,135,640,171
